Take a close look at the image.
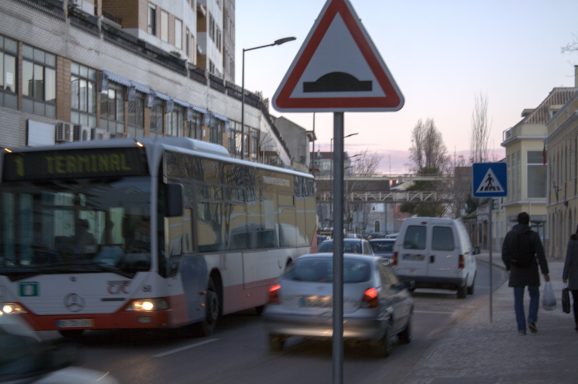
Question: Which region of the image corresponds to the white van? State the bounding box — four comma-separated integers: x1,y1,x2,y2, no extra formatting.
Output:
392,217,477,298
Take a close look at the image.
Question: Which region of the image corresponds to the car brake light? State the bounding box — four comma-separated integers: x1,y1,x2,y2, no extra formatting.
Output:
362,287,379,308
268,284,281,304
458,254,465,269
392,251,398,266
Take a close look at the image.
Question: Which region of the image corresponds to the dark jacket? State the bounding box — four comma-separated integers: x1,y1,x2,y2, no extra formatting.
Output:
563,237,578,290
502,223,549,287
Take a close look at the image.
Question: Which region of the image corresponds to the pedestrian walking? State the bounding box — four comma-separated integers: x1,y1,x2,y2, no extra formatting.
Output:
502,212,550,335
562,225,578,332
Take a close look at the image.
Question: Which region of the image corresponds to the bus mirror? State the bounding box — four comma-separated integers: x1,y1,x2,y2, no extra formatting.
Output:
165,183,183,217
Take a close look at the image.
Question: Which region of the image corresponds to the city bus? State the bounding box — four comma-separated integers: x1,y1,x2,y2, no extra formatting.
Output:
0,137,316,337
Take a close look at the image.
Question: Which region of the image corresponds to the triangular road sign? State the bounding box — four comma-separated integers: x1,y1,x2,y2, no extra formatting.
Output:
475,168,505,194
273,0,404,112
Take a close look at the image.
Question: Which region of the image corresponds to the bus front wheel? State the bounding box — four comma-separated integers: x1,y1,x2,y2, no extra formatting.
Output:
195,278,220,337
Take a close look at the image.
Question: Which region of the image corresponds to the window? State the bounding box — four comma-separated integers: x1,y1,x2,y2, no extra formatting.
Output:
228,120,242,156
100,82,124,135
432,226,455,251
174,18,182,50
166,104,185,137
209,118,225,144
71,62,96,128
185,109,203,139
403,225,426,250
22,44,56,118
0,35,17,109
127,90,145,137
250,128,259,160
527,150,546,198
160,10,169,42
149,98,163,136
147,4,157,36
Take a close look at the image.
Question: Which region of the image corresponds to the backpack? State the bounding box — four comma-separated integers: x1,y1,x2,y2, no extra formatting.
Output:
510,231,535,267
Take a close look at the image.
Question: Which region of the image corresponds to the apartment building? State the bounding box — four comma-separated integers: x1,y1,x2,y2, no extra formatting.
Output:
501,85,578,258
545,83,578,260
0,0,293,166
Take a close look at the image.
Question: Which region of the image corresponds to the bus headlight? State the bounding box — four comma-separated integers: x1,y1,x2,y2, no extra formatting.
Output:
126,298,169,312
2,303,27,314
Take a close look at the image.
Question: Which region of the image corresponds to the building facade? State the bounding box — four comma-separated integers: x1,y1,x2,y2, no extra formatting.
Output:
501,86,578,257
545,87,578,260
0,0,296,168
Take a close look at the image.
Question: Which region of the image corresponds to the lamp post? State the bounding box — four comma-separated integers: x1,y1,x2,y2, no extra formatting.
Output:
241,36,296,160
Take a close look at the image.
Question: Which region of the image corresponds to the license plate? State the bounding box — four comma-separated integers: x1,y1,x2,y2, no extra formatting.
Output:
300,295,332,308
57,319,93,328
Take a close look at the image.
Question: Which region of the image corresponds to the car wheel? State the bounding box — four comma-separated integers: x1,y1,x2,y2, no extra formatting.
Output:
457,283,467,299
255,305,265,315
269,334,285,352
398,318,412,345
374,327,393,358
194,278,220,337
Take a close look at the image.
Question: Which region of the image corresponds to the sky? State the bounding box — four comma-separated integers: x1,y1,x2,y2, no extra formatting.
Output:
235,0,578,173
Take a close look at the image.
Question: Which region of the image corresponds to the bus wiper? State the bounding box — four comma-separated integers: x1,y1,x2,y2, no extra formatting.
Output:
37,261,135,278
1,267,41,282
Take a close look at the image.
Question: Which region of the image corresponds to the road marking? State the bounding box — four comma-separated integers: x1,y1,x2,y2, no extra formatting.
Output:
153,338,218,358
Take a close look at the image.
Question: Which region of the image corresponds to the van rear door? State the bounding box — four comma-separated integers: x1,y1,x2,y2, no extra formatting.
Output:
429,224,459,279
397,223,429,277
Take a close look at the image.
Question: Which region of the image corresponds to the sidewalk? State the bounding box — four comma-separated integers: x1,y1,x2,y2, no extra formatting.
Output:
404,253,578,384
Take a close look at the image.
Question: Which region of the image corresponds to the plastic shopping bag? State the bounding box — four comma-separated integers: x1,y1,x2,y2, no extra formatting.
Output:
562,287,571,314
542,281,556,311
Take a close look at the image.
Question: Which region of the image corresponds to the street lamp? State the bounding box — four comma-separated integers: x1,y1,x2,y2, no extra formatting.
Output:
241,36,296,160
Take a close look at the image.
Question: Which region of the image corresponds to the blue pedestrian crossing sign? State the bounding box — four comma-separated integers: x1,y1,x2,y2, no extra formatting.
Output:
472,162,507,197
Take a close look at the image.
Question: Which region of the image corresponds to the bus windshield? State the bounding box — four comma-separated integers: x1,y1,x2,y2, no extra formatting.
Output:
0,177,151,280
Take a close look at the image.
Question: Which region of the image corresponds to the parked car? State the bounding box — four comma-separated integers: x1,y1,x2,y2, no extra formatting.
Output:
0,312,119,383
392,217,477,298
317,238,374,255
263,253,414,357
369,238,396,263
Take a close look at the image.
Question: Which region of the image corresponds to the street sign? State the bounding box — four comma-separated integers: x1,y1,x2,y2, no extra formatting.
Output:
472,162,507,197
273,0,404,112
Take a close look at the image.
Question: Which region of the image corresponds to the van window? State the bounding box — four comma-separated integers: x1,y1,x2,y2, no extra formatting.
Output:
432,226,455,251
403,225,426,250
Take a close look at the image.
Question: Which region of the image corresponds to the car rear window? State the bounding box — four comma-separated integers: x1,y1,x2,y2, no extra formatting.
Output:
317,240,363,254
287,258,371,283
371,241,394,253
403,225,426,250
432,226,455,251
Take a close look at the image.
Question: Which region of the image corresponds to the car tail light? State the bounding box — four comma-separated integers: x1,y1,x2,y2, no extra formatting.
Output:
361,287,379,308
392,251,398,266
458,254,465,269
268,284,281,304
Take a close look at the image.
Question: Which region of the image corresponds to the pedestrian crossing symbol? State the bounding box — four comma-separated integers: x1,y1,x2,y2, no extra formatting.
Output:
472,162,507,197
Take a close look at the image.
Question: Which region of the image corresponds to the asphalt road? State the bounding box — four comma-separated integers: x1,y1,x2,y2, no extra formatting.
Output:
46,260,507,384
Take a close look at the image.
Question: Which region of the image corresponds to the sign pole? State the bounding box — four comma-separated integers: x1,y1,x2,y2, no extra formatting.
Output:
332,112,344,384
489,199,493,322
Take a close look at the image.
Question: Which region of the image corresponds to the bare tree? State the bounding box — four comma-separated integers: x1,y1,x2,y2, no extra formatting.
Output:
346,150,381,233
404,119,450,217
408,119,449,175
470,93,490,163
561,34,578,53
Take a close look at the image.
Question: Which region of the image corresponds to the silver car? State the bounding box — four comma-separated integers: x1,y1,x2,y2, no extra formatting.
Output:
317,238,374,255
263,253,413,357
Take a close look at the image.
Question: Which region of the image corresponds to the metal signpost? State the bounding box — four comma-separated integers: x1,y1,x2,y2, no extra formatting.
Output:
472,162,507,322
273,0,403,382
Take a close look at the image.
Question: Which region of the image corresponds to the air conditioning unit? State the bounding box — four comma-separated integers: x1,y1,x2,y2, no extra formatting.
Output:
91,128,110,140
73,125,91,141
55,122,73,143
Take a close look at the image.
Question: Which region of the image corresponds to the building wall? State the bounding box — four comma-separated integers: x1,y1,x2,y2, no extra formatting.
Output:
546,94,578,260
0,1,289,166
